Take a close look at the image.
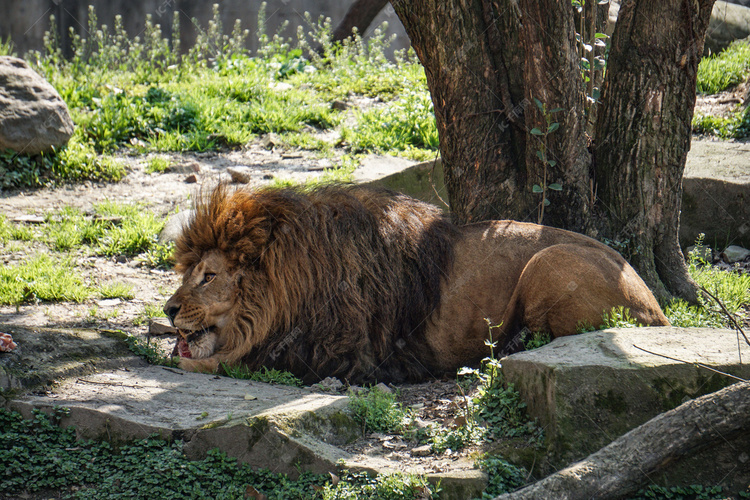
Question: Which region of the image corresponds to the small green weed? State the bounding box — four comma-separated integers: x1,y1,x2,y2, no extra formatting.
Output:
474,455,527,498
220,363,303,387
348,386,409,434
145,155,172,173
0,254,91,305
124,334,177,367
140,242,175,269
133,303,167,326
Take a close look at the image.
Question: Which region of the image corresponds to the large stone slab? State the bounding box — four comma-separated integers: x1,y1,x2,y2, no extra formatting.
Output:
682,139,750,250
501,327,750,473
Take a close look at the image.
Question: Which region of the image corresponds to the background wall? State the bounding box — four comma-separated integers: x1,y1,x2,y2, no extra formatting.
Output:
0,0,409,59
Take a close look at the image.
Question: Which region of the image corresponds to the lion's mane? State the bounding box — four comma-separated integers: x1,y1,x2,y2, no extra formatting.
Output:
175,184,460,383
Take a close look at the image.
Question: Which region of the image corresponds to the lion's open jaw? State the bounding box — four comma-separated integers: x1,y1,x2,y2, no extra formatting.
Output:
172,328,217,359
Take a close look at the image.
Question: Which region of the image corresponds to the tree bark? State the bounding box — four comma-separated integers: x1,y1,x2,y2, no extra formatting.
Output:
393,0,710,302
332,0,390,43
392,0,592,229
495,382,750,500
593,0,714,302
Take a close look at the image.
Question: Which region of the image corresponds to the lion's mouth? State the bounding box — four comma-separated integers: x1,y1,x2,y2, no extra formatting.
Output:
172,328,215,359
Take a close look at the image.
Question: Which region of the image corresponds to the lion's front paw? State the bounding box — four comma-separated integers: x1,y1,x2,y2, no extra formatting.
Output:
179,357,220,374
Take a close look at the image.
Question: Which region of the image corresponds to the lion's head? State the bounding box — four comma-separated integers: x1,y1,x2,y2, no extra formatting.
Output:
163,184,459,382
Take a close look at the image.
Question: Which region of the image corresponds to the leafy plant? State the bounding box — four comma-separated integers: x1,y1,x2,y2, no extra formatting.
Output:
0,407,438,499
145,155,172,173
529,99,564,224
348,386,409,434
520,330,551,350
600,306,643,329
474,454,527,498
629,484,728,500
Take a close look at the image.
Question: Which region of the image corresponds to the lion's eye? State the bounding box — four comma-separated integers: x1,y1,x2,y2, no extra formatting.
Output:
202,273,216,285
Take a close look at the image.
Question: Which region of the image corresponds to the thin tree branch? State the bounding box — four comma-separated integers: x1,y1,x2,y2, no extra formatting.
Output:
632,344,748,383
698,284,750,347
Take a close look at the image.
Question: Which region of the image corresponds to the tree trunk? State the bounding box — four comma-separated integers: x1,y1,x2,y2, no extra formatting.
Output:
392,0,592,229
494,382,750,500
593,0,714,302
393,0,709,301
332,0,390,43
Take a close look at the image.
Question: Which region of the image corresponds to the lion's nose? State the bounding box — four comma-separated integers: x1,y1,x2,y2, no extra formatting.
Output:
164,304,181,325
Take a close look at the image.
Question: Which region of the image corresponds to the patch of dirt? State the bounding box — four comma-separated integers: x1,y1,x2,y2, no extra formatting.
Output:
693,79,749,123
339,380,487,475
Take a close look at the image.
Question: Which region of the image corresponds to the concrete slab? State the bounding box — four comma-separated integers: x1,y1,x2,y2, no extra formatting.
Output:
501,327,750,473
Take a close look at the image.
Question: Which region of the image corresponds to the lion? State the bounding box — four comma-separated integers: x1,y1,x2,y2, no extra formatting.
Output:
164,184,669,384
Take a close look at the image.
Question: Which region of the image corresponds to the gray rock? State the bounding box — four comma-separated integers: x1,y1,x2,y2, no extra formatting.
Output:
148,317,177,336
410,444,432,457
0,56,75,154
168,161,201,174
721,244,750,262
158,210,194,244
227,165,254,184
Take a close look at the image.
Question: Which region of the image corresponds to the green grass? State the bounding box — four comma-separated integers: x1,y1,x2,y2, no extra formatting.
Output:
97,282,135,300
342,89,438,158
697,41,750,95
0,215,34,243
94,201,165,256
692,106,750,139
0,254,91,305
0,407,439,499
664,240,750,328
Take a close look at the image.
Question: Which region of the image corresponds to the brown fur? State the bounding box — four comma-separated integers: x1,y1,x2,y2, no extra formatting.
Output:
164,184,669,383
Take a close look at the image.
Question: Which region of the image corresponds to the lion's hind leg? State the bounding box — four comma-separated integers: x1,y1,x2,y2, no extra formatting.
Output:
500,243,669,345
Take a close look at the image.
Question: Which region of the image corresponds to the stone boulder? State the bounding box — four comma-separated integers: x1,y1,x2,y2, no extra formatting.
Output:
0,56,74,155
